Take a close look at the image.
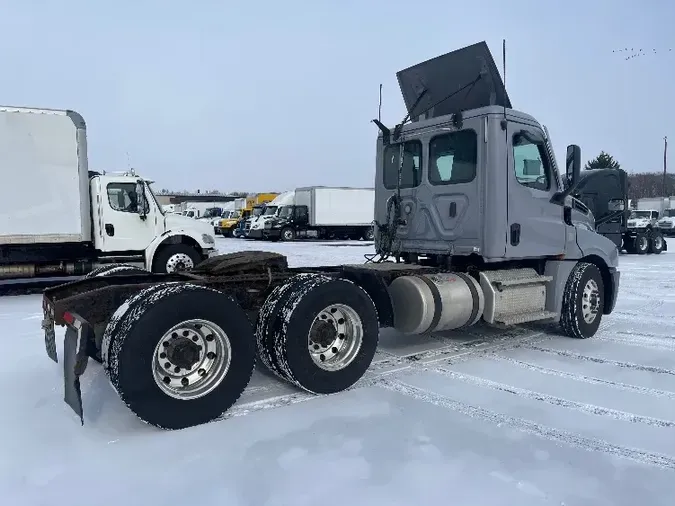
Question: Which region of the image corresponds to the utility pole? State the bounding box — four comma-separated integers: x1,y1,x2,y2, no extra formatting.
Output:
663,136,668,197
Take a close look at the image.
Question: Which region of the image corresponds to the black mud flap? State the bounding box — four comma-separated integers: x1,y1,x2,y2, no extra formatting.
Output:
63,315,92,425
42,316,58,363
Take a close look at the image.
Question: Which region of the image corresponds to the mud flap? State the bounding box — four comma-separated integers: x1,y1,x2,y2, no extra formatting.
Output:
42,316,58,363
63,316,92,425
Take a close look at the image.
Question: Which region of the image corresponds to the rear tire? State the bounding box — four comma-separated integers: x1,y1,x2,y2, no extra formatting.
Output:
153,244,203,273
650,231,665,254
635,232,650,255
560,262,604,339
363,228,375,241
255,274,379,394
101,283,255,429
85,264,147,278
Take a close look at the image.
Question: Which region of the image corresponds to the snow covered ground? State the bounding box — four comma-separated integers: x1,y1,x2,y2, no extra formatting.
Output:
1,238,675,505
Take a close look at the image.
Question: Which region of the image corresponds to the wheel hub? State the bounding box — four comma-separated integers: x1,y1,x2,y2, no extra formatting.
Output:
152,319,232,400
167,253,194,273
166,337,200,370
310,320,337,347
582,279,600,324
307,304,364,372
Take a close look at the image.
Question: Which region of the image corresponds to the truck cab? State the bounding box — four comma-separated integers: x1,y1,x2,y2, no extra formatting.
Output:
657,208,675,236
89,172,217,273
372,41,620,325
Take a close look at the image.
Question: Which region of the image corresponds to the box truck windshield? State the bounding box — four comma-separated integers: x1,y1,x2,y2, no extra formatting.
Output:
264,206,278,216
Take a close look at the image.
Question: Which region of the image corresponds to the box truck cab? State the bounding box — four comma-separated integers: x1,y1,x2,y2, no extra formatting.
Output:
0,106,217,281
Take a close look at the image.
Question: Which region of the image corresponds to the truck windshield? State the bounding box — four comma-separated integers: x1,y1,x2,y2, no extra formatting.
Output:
663,209,675,217
630,211,652,219
252,207,264,217
264,206,278,216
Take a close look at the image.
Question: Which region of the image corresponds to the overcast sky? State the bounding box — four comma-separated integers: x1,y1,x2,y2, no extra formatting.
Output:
1,0,672,193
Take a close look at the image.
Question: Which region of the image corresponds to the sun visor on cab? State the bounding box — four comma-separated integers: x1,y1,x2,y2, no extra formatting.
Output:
396,41,512,121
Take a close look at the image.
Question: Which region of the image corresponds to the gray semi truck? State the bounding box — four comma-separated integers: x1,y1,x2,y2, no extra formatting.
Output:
41,41,620,430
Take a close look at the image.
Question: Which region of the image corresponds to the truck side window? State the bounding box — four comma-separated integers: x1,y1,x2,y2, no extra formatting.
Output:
512,135,551,191
428,129,477,185
107,183,149,214
295,206,308,221
383,140,422,189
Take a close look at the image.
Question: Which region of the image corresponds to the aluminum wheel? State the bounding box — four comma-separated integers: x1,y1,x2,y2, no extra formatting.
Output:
152,319,232,400
166,253,194,273
308,304,363,371
581,279,600,324
637,236,649,252
653,235,664,250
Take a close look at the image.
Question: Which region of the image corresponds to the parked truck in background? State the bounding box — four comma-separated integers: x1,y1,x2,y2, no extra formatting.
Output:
231,193,278,238
247,191,295,238
620,196,669,254
0,106,217,282
262,186,375,241
40,41,622,431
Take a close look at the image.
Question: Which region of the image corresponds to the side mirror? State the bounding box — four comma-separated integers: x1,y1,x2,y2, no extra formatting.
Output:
135,180,147,220
566,144,581,187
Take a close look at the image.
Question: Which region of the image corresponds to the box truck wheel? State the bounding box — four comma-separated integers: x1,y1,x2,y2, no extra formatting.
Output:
649,231,665,254
256,273,379,394
101,283,255,429
153,244,202,273
363,228,374,241
280,227,295,241
560,262,604,339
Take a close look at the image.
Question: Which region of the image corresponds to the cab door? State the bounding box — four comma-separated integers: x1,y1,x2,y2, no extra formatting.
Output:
98,179,156,252
505,123,566,258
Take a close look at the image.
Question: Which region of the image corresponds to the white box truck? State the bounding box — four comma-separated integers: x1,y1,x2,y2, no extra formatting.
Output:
0,106,217,282
254,186,374,241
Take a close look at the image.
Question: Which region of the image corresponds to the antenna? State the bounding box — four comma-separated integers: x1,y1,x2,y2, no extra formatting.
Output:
502,39,507,120
378,84,383,122
126,151,132,170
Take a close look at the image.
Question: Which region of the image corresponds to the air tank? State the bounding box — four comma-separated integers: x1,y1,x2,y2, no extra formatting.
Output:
388,272,485,335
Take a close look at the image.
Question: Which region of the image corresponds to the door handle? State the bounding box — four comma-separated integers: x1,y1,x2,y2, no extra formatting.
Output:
449,202,457,218
105,223,115,236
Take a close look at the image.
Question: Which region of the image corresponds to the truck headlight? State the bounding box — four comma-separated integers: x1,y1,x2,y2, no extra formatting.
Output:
202,234,215,244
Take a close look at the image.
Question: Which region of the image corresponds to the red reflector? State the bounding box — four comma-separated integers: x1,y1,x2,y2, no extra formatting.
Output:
63,312,75,325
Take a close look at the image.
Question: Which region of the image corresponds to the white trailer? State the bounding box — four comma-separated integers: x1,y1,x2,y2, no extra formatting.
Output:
0,106,217,282
253,186,375,241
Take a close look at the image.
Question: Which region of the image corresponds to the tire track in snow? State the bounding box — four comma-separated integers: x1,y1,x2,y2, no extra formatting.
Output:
524,345,675,376
426,367,675,428
596,332,675,352
376,378,675,471
485,355,675,400
224,329,548,416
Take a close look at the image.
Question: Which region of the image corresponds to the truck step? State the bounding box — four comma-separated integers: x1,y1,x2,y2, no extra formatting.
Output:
495,310,558,326
479,268,552,325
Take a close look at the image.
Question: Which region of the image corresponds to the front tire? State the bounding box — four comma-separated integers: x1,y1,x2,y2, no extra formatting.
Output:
153,244,202,273
280,227,295,241
560,262,604,339
255,274,379,394
101,283,256,429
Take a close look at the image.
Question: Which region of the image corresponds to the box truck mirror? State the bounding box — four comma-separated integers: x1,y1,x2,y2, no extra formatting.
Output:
135,180,147,220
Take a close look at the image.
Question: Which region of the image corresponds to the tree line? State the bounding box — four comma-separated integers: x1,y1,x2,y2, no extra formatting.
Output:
584,151,674,201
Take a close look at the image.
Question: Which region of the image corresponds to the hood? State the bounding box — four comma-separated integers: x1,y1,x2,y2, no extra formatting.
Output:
166,213,214,236
396,41,511,121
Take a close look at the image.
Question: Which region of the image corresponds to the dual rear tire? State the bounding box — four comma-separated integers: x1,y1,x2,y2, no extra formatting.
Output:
100,274,379,429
